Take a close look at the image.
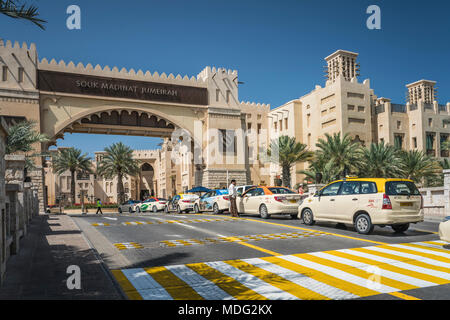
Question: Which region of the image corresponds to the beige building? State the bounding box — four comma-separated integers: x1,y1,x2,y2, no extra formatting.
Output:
269,50,450,187
1,39,449,206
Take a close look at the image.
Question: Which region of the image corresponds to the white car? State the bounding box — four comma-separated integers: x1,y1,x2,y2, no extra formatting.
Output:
439,217,450,243
194,189,230,214
237,186,302,219
135,197,167,213
236,185,256,197
165,193,199,213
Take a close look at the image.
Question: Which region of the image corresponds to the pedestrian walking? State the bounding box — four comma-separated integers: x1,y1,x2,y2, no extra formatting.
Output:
96,198,103,215
228,179,239,217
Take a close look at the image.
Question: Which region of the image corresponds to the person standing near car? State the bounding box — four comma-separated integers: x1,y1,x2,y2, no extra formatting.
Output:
96,198,103,215
228,179,239,217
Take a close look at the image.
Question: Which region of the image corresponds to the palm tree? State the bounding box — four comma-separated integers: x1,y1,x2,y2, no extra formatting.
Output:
357,142,404,178
6,120,49,169
0,0,46,29
399,150,441,186
96,142,140,204
315,132,361,178
264,135,314,188
298,155,340,185
52,148,93,205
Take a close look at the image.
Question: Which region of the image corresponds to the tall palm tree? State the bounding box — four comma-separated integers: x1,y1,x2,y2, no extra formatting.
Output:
298,155,340,185
96,142,140,204
265,135,314,188
399,150,440,186
6,120,49,169
357,142,404,178
52,148,93,205
0,0,46,29
315,132,361,178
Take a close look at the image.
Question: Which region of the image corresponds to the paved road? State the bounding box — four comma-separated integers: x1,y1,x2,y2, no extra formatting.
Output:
72,212,450,300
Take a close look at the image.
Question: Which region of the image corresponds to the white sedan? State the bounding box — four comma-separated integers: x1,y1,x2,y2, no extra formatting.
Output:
135,197,167,213
439,217,450,243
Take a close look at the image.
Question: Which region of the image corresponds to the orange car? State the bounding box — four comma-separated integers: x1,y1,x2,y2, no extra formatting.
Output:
236,186,302,219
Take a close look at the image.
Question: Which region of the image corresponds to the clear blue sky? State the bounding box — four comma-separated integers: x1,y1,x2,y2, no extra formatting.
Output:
2,0,449,157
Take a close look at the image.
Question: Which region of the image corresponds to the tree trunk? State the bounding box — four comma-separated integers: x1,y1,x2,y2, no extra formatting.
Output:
282,165,291,189
117,172,124,204
70,169,76,205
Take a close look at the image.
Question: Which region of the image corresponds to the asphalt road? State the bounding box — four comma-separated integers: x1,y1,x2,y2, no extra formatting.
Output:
72,211,450,300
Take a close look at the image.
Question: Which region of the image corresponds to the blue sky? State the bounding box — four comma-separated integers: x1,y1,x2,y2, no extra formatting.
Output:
2,0,449,157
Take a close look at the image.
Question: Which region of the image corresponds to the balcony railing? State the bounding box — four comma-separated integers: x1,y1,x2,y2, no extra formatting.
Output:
426,149,436,157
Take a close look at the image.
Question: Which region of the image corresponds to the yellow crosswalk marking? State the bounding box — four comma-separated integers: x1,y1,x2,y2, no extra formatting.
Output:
262,256,380,297
145,266,204,300
424,241,447,246
300,253,417,291
388,292,421,300
326,250,448,285
110,270,143,300
352,247,450,274
187,263,268,300
400,242,450,255
379,245,450,264
225,259,329,300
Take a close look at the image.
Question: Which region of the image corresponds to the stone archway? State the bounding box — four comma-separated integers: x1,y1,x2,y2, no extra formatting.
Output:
139,163,154,200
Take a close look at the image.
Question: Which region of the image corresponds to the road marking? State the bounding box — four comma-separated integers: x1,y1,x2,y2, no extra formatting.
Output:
112,240,449,300
412,228,438,234
91,223,109,226
114,242,144,250
193,214,388,245
388,291,421,300
114,231,326,250
103,217,117,221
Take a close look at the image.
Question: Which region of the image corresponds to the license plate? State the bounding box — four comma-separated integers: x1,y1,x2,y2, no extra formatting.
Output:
400,203,413,207
290,200,298,204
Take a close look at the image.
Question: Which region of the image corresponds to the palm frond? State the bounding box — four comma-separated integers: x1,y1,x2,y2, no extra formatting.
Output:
0,0,47,29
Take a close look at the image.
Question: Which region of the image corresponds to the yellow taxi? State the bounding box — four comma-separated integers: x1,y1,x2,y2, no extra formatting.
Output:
237,186,302,219
298,177,424,234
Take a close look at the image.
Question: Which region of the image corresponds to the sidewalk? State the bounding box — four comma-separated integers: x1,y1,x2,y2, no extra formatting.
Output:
0,214,122,299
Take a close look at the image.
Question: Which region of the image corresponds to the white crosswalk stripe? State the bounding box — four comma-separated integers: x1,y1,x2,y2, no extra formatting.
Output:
113,241,450,300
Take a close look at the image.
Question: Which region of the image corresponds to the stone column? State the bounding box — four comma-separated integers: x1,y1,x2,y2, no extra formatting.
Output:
5,155,26,255
444,169,450,216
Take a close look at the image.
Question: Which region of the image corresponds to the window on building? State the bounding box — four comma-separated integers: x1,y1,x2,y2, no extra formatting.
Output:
257,123,262,134
247,122,252,132
274,121,278,131
257,114,262,120
394,134,404,149
358,106,365,112
426,133,435,156
18,67,24,83
397,121,401,130
279,120,283,131
428,118,433,127
412,137,417,148
348,105,355,111
306,114,310,127
2,66,7,81
307,133,311,146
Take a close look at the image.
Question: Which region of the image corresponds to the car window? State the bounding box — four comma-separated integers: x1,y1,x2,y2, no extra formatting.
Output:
385,181,419,195
320,182,342,196
236,187,243,196
255,188,265,196
216,189,228,195
340,181,360,195
268,187,295,194
360,182,378,194
244,188,257,197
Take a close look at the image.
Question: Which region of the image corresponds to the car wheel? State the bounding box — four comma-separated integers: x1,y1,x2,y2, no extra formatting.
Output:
164,206,169,213
354,213,374,234
194,204,200,213
136,207,140,213
392,223,410,233
213,203,220,215
118,208,122,214
177,205,182,214
152,206,158,213
259,204,270,219
302,208,315,226
129,207,132,213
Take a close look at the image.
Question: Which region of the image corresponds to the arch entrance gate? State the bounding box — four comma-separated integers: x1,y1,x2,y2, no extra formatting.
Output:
0,40,266,211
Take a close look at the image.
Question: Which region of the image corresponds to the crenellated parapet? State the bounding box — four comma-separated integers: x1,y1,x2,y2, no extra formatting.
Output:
239,101,270,110
38,57,207,88
197,66,239,108
0,40,39,94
